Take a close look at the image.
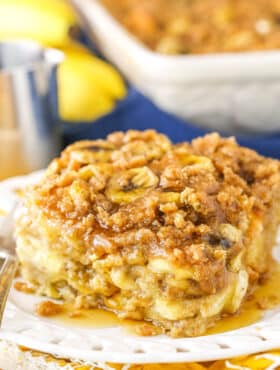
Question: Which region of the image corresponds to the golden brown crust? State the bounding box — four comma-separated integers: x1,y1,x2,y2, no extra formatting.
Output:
16,130,280,337
100,0,280,54
14,281,35,294
36,301,63,317
26,131,279,272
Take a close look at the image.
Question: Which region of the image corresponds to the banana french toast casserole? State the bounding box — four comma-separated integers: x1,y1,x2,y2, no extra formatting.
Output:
100,0,280,55
16,130,280,337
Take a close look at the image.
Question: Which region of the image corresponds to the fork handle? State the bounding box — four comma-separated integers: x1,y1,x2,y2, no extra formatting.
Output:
0,253,18,326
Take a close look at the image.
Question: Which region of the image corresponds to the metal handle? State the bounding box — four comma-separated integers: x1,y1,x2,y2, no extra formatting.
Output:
0,252,18,326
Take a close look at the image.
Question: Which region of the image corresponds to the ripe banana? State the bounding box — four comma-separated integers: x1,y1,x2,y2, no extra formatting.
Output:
0,0,76,47
58,43,127,121
0,1,127,122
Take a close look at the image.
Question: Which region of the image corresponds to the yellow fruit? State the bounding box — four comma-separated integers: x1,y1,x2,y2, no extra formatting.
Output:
0,0,126,122
159,192,181,203
78,163,113,181
106,167,158,204
0,0,76,47
69,141,115,163
181,154,214,170
58,55,115,121
174,148,215,171
62,43,127,100
58,44,126,122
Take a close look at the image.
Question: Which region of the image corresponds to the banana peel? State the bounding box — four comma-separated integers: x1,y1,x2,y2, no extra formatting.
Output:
0,0,76,47
58,44,127,122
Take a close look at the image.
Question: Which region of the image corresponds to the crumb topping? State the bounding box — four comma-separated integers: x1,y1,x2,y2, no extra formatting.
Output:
14,281,35,294
36,301,63,317
100,0,280,55
22,130,280,274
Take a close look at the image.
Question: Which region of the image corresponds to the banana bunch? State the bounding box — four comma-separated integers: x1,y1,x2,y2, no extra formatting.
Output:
0,0,76,47
0,0,127,122
59,43,126,122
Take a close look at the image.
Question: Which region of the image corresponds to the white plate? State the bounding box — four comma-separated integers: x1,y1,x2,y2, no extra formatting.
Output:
0,171,280,364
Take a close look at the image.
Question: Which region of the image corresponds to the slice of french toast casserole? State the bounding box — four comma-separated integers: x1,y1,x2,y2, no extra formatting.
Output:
16,130,280,337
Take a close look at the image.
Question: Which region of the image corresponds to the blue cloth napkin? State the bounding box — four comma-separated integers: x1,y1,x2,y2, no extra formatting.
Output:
63,88,280,159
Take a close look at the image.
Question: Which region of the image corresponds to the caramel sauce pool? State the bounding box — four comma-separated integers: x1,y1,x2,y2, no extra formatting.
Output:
53,264,280,336
53,305,136,330
207,263,280,335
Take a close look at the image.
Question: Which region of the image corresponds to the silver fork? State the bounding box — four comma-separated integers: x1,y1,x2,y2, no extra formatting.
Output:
0,206,18,326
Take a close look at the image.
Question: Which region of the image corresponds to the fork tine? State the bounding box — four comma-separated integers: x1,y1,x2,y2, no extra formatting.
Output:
0,254,18,326
0,204,18,326
0,257,5,271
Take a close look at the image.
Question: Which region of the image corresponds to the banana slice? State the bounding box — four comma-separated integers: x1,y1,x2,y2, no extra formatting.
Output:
179,154,214,171
106,167,158,203
159,192,181,204
78,163,113,180
120,137,171,161
67,140,115,164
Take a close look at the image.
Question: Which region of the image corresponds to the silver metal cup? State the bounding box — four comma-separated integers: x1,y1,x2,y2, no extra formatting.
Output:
0,40,64,179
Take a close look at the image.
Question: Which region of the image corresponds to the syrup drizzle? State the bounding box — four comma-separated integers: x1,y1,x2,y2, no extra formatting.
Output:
52,264,280,336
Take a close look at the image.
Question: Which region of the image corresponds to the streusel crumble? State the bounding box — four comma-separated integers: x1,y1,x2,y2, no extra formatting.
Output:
16,130,280,337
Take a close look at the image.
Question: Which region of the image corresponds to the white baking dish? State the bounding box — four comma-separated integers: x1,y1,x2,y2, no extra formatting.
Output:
70,0,280,134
